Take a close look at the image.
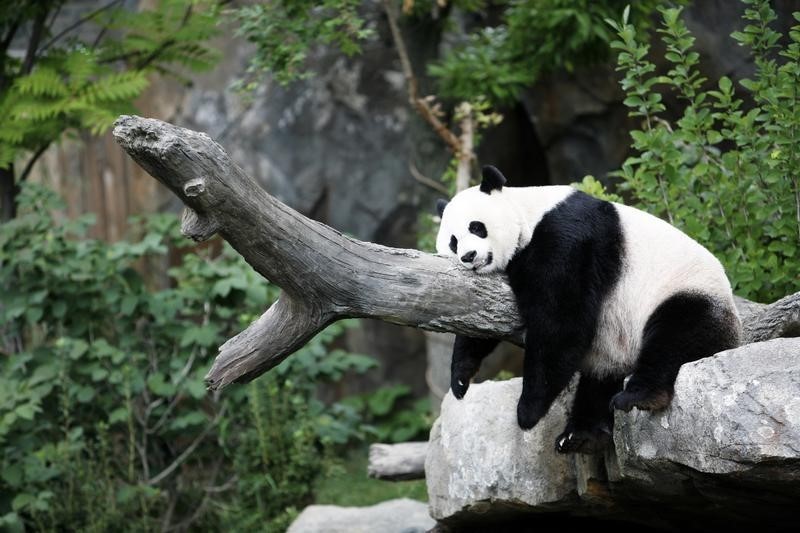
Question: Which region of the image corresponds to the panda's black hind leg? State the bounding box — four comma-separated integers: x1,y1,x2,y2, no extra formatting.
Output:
610,292,739,413
556,373,623,454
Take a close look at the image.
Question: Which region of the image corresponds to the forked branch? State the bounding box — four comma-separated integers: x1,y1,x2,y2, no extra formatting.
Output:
113,116,523,390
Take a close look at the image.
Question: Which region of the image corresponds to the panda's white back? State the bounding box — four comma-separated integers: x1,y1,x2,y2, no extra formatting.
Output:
585,201,737,377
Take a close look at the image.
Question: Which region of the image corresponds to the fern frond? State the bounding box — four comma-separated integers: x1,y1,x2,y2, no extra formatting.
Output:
14,67,68,97
79,71,150,104
0,123,26,144
9,98,66,122
64,50,99,88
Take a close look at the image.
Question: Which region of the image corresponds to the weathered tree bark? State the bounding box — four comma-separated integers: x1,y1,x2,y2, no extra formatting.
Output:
740,291,800,344
112,116,523,390
112,116,799,391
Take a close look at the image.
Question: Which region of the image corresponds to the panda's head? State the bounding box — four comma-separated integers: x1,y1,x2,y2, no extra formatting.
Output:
435,166,523,274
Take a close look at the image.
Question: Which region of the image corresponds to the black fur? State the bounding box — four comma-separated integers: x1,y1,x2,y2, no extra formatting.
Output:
610,292,739,412
469,221,487,238
451,336,501,399
555,373,623,454
480,165,507,194
506,191,624,430
437,199,448,218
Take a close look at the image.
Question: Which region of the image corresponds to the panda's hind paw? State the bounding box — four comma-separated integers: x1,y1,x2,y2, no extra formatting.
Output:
610,388,672,412
555,425,612,454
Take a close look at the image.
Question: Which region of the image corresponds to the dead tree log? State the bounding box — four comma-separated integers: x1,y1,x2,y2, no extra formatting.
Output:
112,116,524,390
112,116,799,391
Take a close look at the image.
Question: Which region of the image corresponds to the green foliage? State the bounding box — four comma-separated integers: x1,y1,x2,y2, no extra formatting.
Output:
599,1,800,302
430,0,674,104
343,385,432,443
0,0,219,170
0,183,377,531
313,449,427,508
230,0,373,88
573,175,622,203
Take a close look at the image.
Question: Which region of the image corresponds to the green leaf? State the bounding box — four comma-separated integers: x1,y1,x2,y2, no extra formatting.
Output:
366,385,410,417
1,464,23,488
15,404,38,421
11,494,35,512
146,373,175,397
179,324,221,348
120,294,138,316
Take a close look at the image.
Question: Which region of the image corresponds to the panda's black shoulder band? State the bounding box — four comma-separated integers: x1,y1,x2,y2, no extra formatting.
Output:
480,165,507,194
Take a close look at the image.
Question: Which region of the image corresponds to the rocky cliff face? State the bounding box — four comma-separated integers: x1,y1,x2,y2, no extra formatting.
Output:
426,338,800,531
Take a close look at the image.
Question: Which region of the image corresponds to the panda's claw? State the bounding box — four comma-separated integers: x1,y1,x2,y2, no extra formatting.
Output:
451,377,469,399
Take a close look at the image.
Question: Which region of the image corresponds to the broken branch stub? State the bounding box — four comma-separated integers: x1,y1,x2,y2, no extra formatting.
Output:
112,116,799,392
112,115,524,390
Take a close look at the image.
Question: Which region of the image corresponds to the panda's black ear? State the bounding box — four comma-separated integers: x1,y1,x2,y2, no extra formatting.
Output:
480,165,507,194
436,198,448,218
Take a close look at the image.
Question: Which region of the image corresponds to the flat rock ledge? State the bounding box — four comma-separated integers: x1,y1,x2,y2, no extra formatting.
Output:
426,338,800,531
287,498,435,533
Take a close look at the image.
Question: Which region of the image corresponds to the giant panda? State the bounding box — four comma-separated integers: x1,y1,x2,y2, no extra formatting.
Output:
435,165,741,454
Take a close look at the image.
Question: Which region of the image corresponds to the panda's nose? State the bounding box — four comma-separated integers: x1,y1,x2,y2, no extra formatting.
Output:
461,251,477,263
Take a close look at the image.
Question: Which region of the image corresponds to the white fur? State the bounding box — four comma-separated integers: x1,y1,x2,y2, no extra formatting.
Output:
437,185,737,377
436,185,573,273
586,202,736,377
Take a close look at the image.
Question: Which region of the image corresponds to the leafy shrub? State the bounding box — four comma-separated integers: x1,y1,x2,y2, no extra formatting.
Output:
343,384,431,443
0,184,374,531
598,1,800,302
0,0,220,170
230,0,372,89
429,0,673,104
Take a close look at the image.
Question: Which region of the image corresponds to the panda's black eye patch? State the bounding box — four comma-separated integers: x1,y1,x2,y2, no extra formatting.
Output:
469,221,487,238
449,235,458,254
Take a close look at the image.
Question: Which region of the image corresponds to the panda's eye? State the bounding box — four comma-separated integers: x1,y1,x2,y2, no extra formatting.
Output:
469,221,487,238
449,235,458,254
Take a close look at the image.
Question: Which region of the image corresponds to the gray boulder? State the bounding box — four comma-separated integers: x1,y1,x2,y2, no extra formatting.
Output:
426,338,800,530
287,498,434,533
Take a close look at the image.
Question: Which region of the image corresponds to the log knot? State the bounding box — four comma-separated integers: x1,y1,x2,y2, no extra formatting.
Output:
183,178,206,197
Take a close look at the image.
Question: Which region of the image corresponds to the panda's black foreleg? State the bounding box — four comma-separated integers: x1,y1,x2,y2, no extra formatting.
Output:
555,373,623,454
516,337,583,430
450,335,501,399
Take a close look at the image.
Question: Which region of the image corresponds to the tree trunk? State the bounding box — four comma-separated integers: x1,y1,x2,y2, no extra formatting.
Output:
111,116,800,392
0,165,16,221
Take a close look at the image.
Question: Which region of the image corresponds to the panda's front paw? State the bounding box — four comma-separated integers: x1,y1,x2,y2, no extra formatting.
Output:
516,398,548,430
450,375,470,399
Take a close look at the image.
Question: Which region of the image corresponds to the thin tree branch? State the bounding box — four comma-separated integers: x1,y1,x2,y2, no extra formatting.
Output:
17,142,50,183
409,161,449,194
382,0,462,154
39,0,123,55
0,13,23,91
21,6,48,75
146,404,226,486
455,102,474,192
